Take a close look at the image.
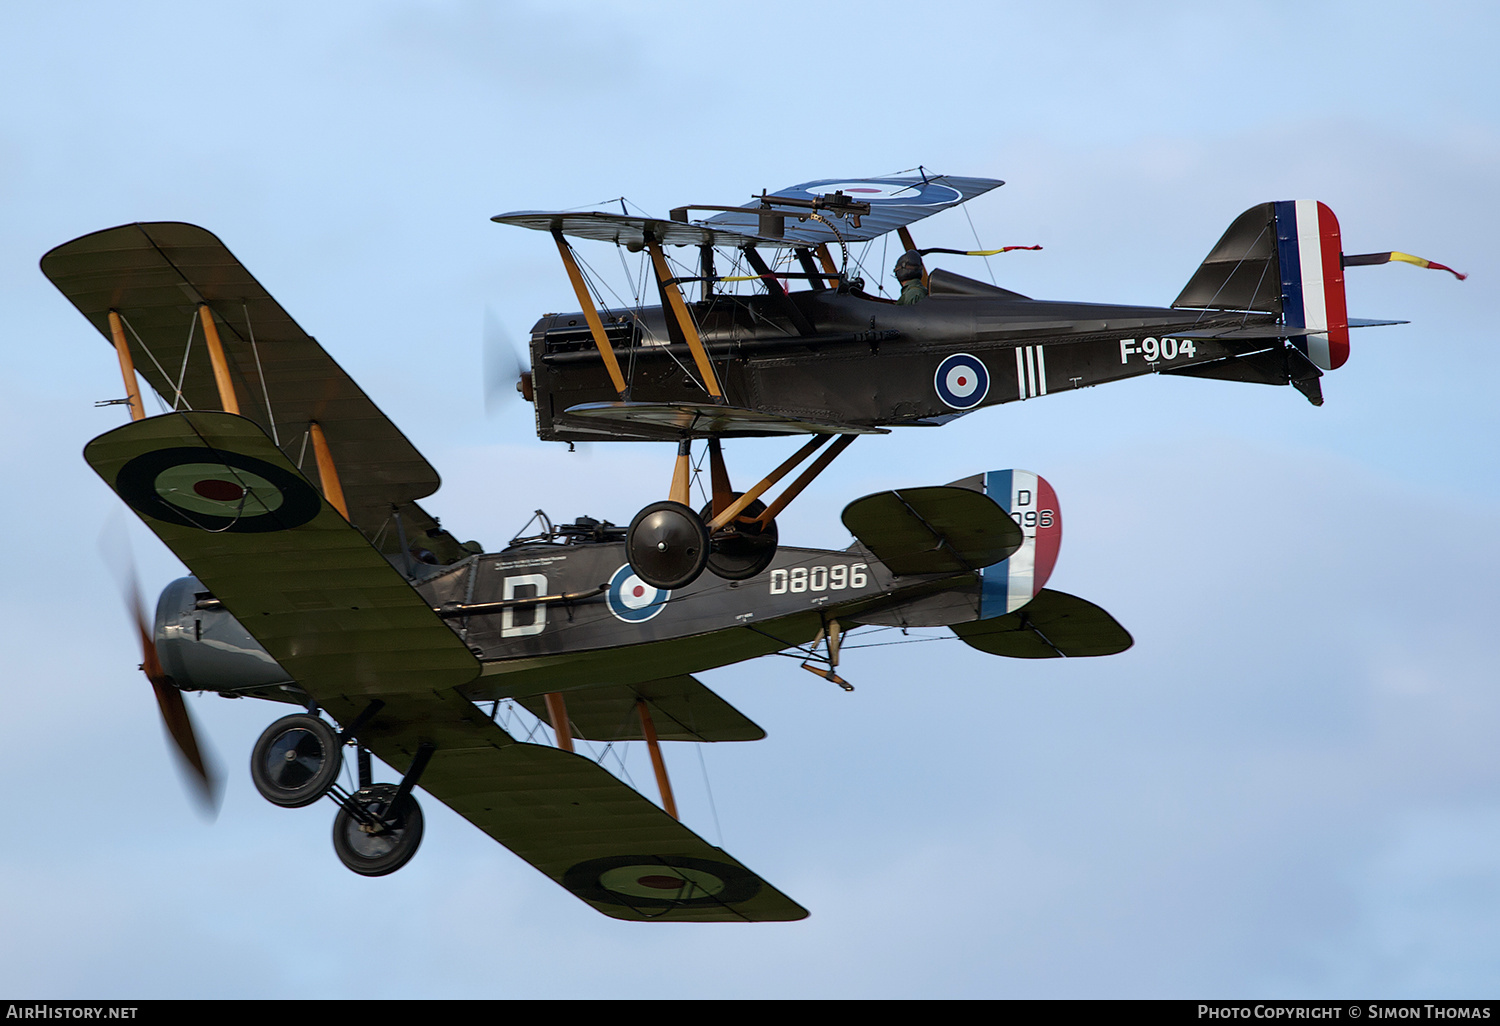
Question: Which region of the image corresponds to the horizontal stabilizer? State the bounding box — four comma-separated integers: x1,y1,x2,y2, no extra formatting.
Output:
951,589,1132,658
518,675,765,742
842,485,1022,575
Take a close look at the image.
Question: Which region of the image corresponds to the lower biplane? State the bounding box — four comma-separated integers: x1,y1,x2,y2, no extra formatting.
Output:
44,223,1130,921
494,175,1462,590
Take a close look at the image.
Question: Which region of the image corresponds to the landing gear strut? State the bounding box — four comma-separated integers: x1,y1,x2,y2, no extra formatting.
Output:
250,705,434,878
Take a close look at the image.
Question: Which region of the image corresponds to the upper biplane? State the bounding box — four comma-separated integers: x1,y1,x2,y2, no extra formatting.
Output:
43,221,1132,922
493,173,1464,592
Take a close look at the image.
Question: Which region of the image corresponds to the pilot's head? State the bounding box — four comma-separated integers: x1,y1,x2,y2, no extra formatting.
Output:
893,249,925,283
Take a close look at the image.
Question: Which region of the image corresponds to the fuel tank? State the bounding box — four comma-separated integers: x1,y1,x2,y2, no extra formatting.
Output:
153,576,299,700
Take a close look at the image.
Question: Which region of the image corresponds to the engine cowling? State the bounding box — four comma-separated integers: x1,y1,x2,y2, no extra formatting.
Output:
154,576,299,699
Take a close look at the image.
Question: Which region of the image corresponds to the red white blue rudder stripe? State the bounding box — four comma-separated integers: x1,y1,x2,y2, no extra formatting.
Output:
1275,200,1350,370
979,470,1062,618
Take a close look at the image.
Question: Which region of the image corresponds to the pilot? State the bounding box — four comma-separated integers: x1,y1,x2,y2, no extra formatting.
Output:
893,249,927,305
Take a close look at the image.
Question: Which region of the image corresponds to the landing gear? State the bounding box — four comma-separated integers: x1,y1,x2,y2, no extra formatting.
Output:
250,713,342,808
701,494,778,580
331,784,425,877
627,500,710,590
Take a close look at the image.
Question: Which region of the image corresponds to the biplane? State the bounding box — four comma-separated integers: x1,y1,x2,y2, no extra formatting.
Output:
494,173,1462,592
43,222,1132,922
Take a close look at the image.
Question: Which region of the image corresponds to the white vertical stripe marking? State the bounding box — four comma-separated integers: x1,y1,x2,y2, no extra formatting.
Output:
1296,199,1332,368
1015,347,1027,400
1025,346,1037,397
1007,470,1038,613
1035,346,1047,396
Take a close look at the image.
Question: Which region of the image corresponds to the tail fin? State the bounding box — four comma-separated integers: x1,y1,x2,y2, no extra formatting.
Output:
976,470,1062,617
1174,201,1350,370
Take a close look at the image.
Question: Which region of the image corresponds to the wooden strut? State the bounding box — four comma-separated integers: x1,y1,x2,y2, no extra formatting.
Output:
646,239,724,401
705,434,856,532
107,311,145,422
198,304,240,415
307,421,349,520
802,618,853,690
544,692,574,753
552,233,629,398
669,439,693,506
707,437,734,518
813,243,840,288
636,699,678,819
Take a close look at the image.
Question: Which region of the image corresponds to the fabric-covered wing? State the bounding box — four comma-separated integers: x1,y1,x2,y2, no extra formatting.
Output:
561,401,887,439
706,175,1004,246
84,410,803,922
842,485,1022,575
490,210,792,249
42,222,466,557
518,675,765,742
84,411,481,697
950,589,1132,658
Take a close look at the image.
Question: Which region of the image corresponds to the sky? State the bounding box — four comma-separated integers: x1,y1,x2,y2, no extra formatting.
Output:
1,0,1496,999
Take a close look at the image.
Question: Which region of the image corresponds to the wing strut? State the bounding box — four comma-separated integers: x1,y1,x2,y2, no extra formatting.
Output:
741,247,815,336
543,692,575,753
197,305,241,415
552,232,630,398
636,699,679,819
106,311,146,422
646,240,725,401
308,421,350,520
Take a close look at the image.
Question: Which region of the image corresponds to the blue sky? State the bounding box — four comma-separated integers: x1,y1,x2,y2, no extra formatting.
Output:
1,0,1495,998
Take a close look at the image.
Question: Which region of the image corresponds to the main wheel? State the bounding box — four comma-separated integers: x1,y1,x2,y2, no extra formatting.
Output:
250,713,342,808
627,500,710,590
331,784,425,877
700,495,779,581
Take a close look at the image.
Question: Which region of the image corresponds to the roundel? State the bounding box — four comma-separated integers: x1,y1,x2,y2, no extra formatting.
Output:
607,563,671,622
934,353,990,410
562,854,761,909
115,447,321,533
801,180,962,206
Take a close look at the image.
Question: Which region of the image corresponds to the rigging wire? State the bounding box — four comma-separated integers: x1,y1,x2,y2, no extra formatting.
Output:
118,313,190,411
961,201,999,287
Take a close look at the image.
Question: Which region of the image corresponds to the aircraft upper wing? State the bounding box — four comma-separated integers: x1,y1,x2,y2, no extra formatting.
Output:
84,409,806,922
490,210,794,249
42,222,470,559
705,175,1004,246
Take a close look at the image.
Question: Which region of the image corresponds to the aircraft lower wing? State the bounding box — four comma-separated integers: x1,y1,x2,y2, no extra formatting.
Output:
84,410,806,922
562,400,888,440
517,675,766,742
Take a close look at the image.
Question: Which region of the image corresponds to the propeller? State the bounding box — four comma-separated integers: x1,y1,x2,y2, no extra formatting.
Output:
105,536,222,815
483,307,532,415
